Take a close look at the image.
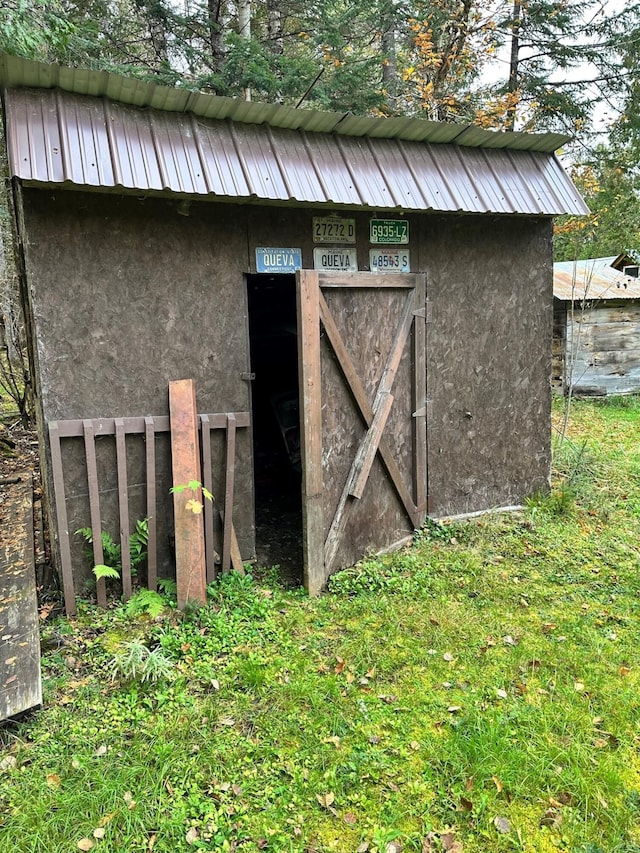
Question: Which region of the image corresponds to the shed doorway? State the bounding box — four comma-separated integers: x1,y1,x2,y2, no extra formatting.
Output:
247,274,303,583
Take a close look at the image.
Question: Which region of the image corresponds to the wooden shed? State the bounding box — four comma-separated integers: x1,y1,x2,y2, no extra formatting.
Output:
0,53,587,609
553,258,640,395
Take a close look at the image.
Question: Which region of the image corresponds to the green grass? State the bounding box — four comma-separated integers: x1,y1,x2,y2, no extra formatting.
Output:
1,396,640,853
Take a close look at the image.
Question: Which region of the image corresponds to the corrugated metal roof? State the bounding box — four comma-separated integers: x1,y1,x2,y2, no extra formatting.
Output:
3,86,588,215
0,52,572,152
554,259,640,301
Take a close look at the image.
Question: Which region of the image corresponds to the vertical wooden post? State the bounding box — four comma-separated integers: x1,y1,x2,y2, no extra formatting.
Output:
169,379,207,609
297,270,325,596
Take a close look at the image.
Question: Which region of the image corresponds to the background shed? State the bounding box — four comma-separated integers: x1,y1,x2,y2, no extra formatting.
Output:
0,53,587,606
553,258,640,395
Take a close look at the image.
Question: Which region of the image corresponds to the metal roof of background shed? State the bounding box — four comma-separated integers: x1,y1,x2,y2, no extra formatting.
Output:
1,53,589,216
554,258,640,301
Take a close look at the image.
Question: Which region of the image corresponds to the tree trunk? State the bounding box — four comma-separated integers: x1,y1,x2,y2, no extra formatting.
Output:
266,0,283,55
382,26,397,112
207,0,226,74
506,0,521,131
238,0,251,100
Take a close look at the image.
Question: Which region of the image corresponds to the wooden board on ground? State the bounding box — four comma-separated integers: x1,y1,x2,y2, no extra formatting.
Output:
169,380,207,608
0,471,42,721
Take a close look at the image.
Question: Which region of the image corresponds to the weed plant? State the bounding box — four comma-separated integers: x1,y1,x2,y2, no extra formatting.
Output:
0,397,639,852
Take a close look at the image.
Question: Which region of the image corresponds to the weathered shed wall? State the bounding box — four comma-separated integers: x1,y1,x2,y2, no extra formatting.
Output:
422,216,553,516
565,302,640,396
18,187,553,581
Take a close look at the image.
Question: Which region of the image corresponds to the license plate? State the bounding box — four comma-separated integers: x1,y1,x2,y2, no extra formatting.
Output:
370,219,409,244
369,249,410,273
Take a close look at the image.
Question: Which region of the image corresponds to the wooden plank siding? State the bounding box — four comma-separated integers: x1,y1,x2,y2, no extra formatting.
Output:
564,302,640,395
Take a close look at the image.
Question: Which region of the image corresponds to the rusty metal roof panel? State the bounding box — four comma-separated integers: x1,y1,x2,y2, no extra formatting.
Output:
3,85,589,216
554,261,640,301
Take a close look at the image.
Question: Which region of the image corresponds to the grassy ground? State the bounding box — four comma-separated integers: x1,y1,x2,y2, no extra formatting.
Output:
1,397,639,853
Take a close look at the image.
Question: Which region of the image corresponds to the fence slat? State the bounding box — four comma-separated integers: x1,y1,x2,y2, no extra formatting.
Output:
83,420,106,607
115,419,132,601
201,414,217,584
144,416,157,591
48,422,76,616
221,413,237,574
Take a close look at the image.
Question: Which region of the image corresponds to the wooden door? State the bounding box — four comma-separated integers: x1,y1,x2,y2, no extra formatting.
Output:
297,270,428,595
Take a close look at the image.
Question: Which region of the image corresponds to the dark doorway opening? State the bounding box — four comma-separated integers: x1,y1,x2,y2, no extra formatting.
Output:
247,274,303,584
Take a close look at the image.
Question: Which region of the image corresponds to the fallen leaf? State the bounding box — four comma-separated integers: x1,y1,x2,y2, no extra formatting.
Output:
619,666,631,676
494,816,511,834
447,705,462,713
185,827,199,845
46,773,62,789
316,791,335,808
421,833,438,852
343,812,357,826
323,736,341,748
503,635,517,647
92,828,106,840
97,813,115,828
410,740,421,751
540,808,562,829
95,745,107,757
147,833,157,851
492,775,503,793
365,667,376,678
443,652,455,662
441,832,462,851
345,671,355,684
356,843,370,853
210,679,220,691
496,688,508,700
219,717,235,727
256,839,268,850
0,755,17,773
335,657,346,674
459,796,473,812
232,783,242,796
77,840,94,852
385,842,402,853
574,682,586,692
594,738,608,748
123,791,136,810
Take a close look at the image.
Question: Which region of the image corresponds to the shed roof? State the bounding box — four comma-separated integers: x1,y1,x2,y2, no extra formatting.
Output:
1,53,588,216
554,258,640,301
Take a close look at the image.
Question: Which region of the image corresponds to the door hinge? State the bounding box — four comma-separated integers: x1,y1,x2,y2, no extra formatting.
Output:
413,399,433,424
413,301,432,322
241,372,256,381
